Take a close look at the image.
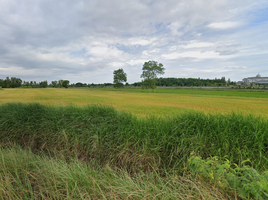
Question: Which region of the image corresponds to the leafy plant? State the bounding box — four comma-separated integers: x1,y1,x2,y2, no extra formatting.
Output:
188,154,268,199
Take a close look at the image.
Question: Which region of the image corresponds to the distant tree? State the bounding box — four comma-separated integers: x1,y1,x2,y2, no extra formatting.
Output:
113,68,127,91
39,81,48,88
5,77,10,88
227,78,231,86
75,82,83,87
51,81,58,88
58,80,63,88
140,60,165,92
10,77,22,88
62,80,70,88
0,79,4,88
221,77,226,86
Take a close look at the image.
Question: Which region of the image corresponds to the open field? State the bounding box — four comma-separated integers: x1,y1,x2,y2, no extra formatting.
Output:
1,88,268,117
1,88,268,199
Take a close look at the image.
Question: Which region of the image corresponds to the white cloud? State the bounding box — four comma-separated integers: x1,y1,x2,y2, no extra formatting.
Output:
0,0,268,83
207,21,243,29
183,41,214,48
162,51,220,60
127,59,146,66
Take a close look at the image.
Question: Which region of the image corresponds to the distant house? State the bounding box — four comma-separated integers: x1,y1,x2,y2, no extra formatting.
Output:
242,73,268,85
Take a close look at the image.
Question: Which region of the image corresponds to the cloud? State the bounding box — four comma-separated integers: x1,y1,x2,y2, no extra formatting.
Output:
162,51,220,60
207,21,243,29
0,0,268,83
183,41,214,49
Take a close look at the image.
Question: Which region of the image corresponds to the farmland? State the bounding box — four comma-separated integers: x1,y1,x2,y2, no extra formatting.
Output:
1,87,268,117
1,88,268,199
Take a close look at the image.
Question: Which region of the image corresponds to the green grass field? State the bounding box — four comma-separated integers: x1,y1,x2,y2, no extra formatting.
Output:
1,88,268,199
1,87,268,117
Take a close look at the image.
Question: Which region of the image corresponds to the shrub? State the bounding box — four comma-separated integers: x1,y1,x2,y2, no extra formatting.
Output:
188,154,268,199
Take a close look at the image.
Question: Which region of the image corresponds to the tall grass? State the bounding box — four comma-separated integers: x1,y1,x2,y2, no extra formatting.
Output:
0,103,267,172
1,103,268,199
0,146,227,199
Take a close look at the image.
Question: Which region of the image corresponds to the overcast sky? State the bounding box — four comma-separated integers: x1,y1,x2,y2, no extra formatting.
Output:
0,0,268,84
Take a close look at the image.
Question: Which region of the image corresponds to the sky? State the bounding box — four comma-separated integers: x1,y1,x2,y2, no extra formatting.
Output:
0,0,268,84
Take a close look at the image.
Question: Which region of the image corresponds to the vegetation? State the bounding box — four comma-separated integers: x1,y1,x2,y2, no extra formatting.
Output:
0,146,226,199
188,155,268,199
140,60,165,92
0,77,22,88
1,88,268,118
62,80,70,88
133,77,234,87
0,103,267,199
113,68,127,90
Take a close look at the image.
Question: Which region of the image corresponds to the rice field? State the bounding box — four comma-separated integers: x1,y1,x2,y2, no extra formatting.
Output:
1,87,268,117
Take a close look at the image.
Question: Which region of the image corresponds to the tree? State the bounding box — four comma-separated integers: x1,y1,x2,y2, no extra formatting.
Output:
62,80,70,88
58,80,63,88
51,81,58,88
140,60,165,92
113,68,127,91
39,81,48,88
227,78,231,86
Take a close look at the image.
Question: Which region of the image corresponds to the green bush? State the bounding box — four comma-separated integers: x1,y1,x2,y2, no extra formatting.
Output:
188,155,268,199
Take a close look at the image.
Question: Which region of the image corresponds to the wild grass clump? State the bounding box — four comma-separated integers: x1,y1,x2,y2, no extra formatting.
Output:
0,146,227,199
0,103,268,173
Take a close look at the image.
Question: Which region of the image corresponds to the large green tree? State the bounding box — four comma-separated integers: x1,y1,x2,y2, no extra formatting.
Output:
113,68,127,91
140,60,165,92
62,80,70,88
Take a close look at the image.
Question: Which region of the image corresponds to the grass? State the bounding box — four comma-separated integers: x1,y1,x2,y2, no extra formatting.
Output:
1,88,268,199
1,103,268,167
0,146,228,199
1,88,268,117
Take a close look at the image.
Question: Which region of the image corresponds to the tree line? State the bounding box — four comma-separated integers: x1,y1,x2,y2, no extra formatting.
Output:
1,60,235,90
0,77,70,88
133,77,235,87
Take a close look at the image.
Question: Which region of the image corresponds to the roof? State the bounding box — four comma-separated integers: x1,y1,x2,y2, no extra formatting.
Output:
243,77,268,79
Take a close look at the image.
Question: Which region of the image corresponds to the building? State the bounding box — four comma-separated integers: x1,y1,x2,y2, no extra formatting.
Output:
242,73,268,85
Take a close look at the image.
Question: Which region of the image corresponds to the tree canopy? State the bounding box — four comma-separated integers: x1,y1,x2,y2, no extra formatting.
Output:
140,60,165,92
113,68,127,90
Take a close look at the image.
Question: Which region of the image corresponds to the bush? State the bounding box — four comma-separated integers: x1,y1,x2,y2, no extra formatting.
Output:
188,155,268,199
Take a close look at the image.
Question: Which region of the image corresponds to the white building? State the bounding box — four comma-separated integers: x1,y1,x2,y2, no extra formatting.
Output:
242,73,268,85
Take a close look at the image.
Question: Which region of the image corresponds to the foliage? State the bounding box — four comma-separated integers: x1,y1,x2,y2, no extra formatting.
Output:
0,77,22,88
113,68,127,90
20,86,32,88
62,80,70,88
39,80,48,88
74,82,88,87
140,60,165,92
134,77,233,87
188,155,268,199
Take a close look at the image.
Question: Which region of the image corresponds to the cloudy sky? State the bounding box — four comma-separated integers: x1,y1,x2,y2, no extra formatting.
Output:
0,0,268,84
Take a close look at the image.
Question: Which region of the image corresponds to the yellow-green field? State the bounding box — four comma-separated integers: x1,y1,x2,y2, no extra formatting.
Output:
1,88,268,117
